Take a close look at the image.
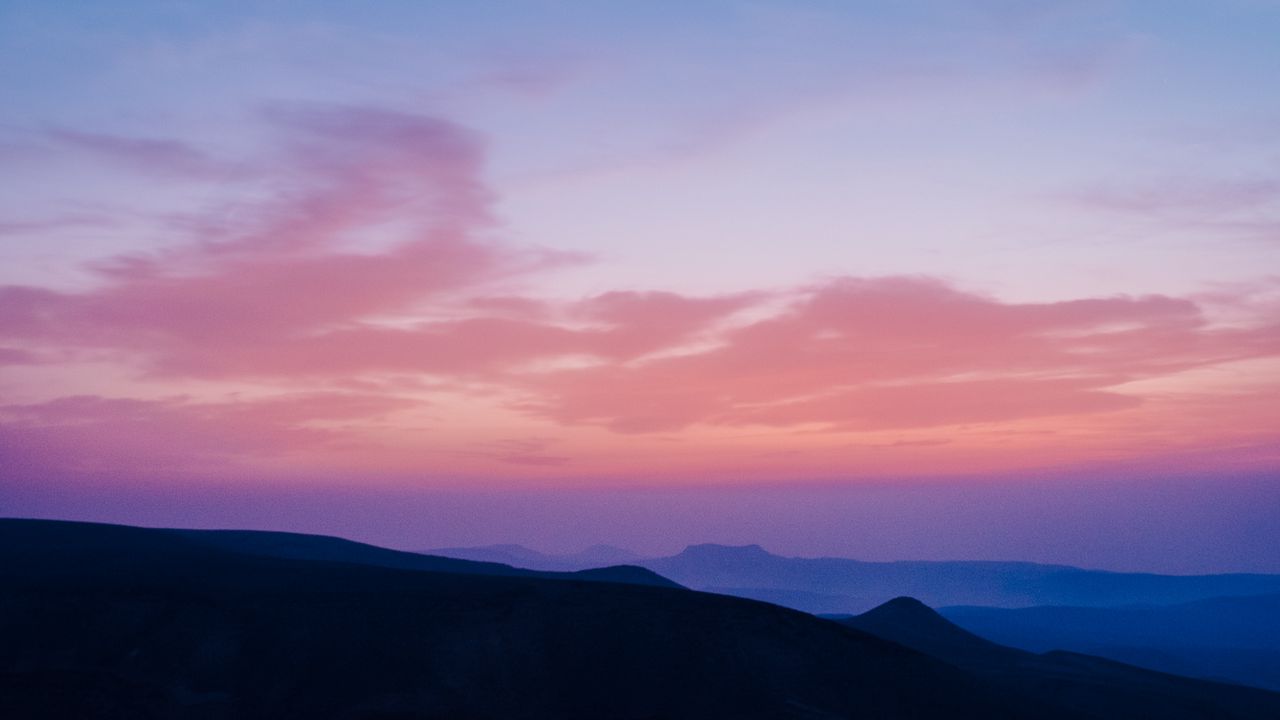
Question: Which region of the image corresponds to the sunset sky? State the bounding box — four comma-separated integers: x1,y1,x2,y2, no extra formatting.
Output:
2,1,1278,571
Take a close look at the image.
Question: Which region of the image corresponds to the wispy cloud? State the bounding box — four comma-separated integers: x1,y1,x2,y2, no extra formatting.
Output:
517,277,1280,433
0,392,413,476
2,104,1279,479
46,127,248,180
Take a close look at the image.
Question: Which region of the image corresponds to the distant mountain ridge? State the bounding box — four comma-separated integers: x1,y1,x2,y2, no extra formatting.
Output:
425,542,640,572
425,540,1280,694
941,594,1280,691
172,527,680,589
840,596,1280,718
431,542,1280,613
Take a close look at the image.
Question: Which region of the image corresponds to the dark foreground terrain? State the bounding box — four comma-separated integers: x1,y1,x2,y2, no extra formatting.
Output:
4,519,1279,719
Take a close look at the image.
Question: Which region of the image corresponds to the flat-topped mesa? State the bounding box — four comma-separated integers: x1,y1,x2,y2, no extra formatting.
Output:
677,543,774,559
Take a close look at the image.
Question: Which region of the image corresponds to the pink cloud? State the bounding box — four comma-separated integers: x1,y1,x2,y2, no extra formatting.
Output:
0,107,766,420
161,317,587,378
0,107,584,374
0,212,120,238
1072,177,1280,216
473,437,572,467
1067,175,1280,244
573,290,762,358
722,377,1141,430
0,347,39,366
3,106,1279,480
517,277,1280,433
0,392,413,476
46,127,244,180
144,290,759,379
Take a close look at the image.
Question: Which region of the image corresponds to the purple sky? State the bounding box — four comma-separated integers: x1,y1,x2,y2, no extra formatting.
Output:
1,1,1278,573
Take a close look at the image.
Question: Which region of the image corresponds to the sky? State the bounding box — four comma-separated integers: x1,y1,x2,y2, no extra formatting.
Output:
1,1,1279,572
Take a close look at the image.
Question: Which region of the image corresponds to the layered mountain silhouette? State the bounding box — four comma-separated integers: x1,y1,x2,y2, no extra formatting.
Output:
1,519,1009,719
842,597,1015,668
6,519,1280,719
433,542,1280,613
840,597,1280,719
426,543,641,572
178,528,677,589
942,595,1280,691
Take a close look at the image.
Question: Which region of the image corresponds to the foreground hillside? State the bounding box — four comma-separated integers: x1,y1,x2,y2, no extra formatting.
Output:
0,519,1016,719
4,519,1280,719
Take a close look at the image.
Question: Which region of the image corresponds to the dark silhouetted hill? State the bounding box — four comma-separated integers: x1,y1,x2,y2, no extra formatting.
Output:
0,519,1010,719
5,518,1280,719
843,596,1014,668
180,528,678,589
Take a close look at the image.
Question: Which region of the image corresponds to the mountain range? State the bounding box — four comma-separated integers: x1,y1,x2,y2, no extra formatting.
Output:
433,541,1280,692
427,542,641,573
941,594,1280,692
429,541,1280,612
841,596,1280,719
5,518,1280,718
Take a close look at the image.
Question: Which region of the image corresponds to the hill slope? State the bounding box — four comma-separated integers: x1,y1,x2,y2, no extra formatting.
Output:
941,594,1280,691
5,519,1280,719
841,597,1280,719
0,519,1017,719
180,527,678,588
